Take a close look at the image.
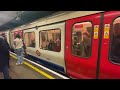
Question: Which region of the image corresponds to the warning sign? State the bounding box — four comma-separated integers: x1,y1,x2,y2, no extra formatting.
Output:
104,24,110,39
94,25,99,39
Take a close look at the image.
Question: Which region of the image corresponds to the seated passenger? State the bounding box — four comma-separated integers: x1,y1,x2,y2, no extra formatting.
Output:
48,40,55,51
46,40,49,49
30,40,35,47
54,38,61,52
41,41,47,49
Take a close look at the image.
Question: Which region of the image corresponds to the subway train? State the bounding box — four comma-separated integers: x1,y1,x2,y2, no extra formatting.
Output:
2,11,120,79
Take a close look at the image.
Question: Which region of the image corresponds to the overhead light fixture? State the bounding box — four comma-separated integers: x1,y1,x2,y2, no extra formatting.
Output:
16,11,24,21
16,16,20,20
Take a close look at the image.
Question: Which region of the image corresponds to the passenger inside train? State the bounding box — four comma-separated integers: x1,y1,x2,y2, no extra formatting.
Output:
72,22,92,57
54,37,61,52
110,23,120,63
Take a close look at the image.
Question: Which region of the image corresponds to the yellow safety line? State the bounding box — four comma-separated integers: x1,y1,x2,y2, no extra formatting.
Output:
10,54,55,79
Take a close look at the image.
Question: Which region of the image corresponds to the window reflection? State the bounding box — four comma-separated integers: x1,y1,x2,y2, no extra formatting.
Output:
25,32,35,48
72,22,92,57
110,17,120,63
40,29,61,52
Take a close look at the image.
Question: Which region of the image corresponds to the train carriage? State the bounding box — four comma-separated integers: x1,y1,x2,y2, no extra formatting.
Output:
4,11,120,79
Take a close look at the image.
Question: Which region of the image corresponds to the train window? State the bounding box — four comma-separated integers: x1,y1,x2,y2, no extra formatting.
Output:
110,17,120,63
72,22,92,58
39,29,61,52
24,31,35,48
10,33,14,48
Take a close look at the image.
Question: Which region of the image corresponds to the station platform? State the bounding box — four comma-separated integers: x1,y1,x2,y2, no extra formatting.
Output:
0,52,69,79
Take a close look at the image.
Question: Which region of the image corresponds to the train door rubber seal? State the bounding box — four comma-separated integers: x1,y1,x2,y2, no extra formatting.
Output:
96,12,104,79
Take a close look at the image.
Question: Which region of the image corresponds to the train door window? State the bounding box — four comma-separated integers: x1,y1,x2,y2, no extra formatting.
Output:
109,17,120,64
40,29,61,52
24,31,35,48
72,22,92,58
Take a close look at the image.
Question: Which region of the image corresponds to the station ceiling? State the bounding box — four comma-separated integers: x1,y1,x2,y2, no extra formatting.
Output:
0,11,57,31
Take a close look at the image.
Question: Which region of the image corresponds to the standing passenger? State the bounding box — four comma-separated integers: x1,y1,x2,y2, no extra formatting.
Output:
82,32,91,57
13,34,24,65
0,36,11,79
1,33,10,68
1,33,10,50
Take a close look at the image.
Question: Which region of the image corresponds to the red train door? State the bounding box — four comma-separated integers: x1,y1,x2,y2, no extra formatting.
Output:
99,11,120,79
65,13,101,79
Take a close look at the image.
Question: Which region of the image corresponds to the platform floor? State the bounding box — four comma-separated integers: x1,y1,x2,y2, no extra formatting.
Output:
0,53,68,79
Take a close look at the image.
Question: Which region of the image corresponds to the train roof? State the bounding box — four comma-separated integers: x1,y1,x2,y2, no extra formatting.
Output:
11,11,103,32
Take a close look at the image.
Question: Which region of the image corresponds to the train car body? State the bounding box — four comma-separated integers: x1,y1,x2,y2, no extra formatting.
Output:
5,11,120,79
